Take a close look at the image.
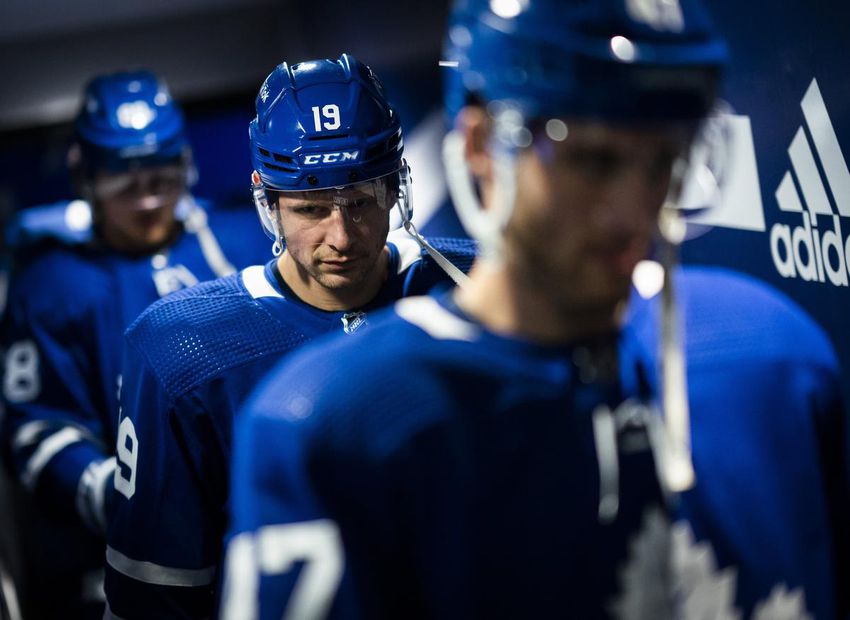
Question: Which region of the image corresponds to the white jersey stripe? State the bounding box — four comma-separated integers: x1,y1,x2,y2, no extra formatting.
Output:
387,228,423,274
106,546,216,587
242,265,282,300
395,296,478,342
12,420,50,449
21,426,84,489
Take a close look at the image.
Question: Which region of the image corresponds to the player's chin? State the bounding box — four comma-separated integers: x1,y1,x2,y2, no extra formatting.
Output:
123,224,174,253
574,270,634,308
315,267,370,290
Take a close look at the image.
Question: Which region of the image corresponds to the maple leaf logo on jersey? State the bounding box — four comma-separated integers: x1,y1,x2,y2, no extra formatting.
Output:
609,508,674,620
752,585,813,620
670,521,814,620
671,521,740,619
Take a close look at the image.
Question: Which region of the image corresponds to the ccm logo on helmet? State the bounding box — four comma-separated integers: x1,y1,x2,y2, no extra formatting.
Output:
302,151,360,165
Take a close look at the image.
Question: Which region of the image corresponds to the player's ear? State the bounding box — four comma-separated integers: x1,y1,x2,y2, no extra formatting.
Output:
458,105,493,185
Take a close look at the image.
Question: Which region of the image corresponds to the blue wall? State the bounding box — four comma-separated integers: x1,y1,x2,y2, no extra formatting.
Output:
680,0,850,406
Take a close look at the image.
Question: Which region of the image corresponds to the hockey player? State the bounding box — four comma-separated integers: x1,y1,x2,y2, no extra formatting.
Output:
445,3,850,617
103,54,475,619
445,3,848,617
0,70,269,619
220,1,729,618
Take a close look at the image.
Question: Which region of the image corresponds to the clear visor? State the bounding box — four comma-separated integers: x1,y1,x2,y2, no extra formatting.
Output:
252,165,411,240
659,104,734,242
486,103,730,247
91,163,187,207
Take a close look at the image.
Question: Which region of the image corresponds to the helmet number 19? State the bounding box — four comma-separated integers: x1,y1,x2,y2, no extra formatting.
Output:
312,104,341,132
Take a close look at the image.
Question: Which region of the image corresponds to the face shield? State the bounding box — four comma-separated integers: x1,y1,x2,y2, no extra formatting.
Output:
91,163,188,210
445,101,731,256
658,104,735,244
252,163,411,254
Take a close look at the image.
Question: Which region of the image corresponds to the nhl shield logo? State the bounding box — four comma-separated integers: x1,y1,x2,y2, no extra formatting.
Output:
341,311,367,334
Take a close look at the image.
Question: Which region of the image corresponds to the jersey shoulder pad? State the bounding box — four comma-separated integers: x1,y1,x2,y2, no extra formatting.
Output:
649,266,838,371
125,270,307,397
386,230,477,275
386,232,477,296
7,243,112,322
7,200,93,249
269,297,479,411
247,301,481,461
420,236,478,275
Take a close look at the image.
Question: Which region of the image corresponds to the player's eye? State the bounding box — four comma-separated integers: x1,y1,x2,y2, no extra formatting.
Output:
565,147,626,181
349,197,378,211
292,204,329,219
148,169,184,194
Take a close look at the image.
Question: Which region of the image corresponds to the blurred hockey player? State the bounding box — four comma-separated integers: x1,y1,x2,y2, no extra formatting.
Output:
0,69,269,619
103,54,474,619
219,1,730,618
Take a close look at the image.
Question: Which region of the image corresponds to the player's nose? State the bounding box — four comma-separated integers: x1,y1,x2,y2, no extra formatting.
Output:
324,207,355,251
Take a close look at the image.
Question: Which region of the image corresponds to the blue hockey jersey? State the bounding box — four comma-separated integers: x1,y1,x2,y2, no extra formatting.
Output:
627,266,849,619
103,232,477,620
222,291,673,620
0,197,270,618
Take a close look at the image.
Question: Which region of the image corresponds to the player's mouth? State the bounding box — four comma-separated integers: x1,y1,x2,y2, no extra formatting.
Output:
132,209,168,228
591,241,647,277
320,257,362,271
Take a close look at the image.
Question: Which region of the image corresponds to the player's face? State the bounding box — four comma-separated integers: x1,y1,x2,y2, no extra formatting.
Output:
504,120,689,314
93,164,184,254
276,180,392,296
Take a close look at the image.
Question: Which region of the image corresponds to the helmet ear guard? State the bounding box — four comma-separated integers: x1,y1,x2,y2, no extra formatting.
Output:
661,103,735,243
251,170,283,255
392,159,414,225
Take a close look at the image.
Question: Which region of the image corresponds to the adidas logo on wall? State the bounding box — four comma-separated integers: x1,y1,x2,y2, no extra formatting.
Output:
691,78,850,288
770,78,850,287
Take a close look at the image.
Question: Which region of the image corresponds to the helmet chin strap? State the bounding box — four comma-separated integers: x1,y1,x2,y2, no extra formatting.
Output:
652,112,731,493
394,160,470,288
655,184,696,494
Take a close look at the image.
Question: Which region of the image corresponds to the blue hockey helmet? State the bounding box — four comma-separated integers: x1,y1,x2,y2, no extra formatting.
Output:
249,53,412,247
441,0,731,250
249,53,405,191
442,0,729,124
73,70,190,174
